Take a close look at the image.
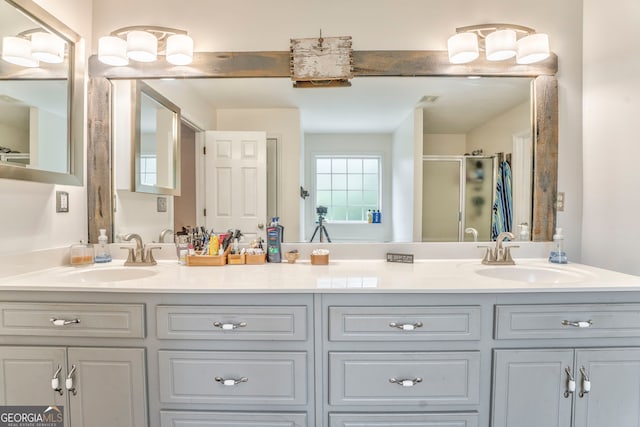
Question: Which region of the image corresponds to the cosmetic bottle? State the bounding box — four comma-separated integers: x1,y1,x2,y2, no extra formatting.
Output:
94,229,112,263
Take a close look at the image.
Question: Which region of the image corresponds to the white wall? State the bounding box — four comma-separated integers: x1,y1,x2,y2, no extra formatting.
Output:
582,0,640,274
216,108,302,241
393,111,418,242
424,134,466,155
467,102,530,155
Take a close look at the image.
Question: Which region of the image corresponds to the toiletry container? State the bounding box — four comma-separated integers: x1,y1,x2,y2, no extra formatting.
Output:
549,227,567,264
70,242,94,266
266,218,282,262
94,229,112,263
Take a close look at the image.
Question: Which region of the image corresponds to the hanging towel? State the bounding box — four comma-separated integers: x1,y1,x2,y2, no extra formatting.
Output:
491,161,513,240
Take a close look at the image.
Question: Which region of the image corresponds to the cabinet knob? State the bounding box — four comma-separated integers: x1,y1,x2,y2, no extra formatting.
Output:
389,377,423,387
214,376,248,386
389,322,423,331
213,321,247,330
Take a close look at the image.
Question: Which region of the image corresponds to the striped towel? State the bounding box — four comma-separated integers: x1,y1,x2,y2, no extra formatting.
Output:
492,161,513,240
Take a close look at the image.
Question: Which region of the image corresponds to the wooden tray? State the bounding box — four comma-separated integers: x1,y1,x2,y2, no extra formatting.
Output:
186,247,230,266
310,254,329,265
228,253,246,265
245,253,266,265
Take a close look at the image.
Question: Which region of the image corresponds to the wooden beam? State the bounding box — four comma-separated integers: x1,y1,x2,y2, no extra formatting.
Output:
531,75,558,242
87,77,113,243
89,50,558,79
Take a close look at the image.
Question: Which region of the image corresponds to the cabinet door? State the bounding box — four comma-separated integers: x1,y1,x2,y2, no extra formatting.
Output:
67,347,147,427
574,348,640,427
0,346,66,408
492,349,573,427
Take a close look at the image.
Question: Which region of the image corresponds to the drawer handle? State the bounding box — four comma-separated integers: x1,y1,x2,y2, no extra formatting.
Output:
561,320,592,328
51,365,63,396
50,318,80,326
579,366,591,398
214,376,248,386
213,321,247,330
389,322,423,331
389,377,423,387
564,366,575,398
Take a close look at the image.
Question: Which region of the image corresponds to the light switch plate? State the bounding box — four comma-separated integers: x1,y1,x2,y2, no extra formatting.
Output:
56,191,69,213
557,192,565,212
157,196,167,212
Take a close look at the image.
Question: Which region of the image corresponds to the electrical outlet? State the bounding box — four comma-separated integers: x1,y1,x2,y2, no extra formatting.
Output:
557,192,565,212
157,196,167,212
56,191,69,213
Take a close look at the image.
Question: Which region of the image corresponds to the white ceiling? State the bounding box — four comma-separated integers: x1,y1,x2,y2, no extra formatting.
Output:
154,76,531,134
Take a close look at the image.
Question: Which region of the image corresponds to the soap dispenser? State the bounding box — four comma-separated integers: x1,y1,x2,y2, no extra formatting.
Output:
549,227,567,264
94,228,112,263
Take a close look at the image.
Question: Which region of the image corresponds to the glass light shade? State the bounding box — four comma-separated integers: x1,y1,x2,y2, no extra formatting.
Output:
166,34,193,65
1,36,38,67
126,30,157,62
447,32,479,64
516,33,550,64
485,29,517,61
31,32,65,64
98,36,128,66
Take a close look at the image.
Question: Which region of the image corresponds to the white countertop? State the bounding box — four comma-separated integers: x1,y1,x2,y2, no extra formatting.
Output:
1,257,639,294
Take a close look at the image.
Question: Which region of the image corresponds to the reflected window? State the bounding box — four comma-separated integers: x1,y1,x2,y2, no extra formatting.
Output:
315,155,381,222
139,154,157,186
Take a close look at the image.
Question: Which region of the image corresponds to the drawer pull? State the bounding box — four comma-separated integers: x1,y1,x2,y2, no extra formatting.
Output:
50,318,80,326
214,376,248,386
51,366,63,396
561,320,592,328
389,377,423,387
389,322,423,331
66,365,77,396
579,366,591,398
213,321,247,330
564,367,575,398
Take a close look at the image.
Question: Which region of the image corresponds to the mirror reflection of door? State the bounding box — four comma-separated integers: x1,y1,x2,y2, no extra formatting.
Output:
204,131,267,243
173,121,197,233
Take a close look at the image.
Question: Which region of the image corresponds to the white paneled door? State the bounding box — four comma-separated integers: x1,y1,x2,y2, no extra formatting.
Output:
204,131,267,243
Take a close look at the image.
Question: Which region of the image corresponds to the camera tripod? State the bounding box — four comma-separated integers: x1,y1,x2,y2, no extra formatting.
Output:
310,215,331,242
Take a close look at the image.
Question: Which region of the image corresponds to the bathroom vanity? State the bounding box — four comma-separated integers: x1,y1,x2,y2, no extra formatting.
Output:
0,259,639,427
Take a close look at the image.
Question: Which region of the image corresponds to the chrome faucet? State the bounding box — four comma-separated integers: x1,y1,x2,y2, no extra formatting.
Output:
121,233,161,266
465,227,478,242
159,228,174,243
480,231,518,265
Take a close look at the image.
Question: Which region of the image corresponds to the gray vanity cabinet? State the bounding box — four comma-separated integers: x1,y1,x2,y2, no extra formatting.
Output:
0,346,147,427
492,348,640,427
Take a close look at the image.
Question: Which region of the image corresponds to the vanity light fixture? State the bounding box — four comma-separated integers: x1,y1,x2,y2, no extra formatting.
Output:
447,24,550,65
1,29,66,67
98,26,194,66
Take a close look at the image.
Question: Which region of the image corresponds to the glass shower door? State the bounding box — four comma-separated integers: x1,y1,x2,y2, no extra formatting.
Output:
422,158,462,242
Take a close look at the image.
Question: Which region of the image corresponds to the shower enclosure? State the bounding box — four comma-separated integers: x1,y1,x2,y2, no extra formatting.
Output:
422,155,496,242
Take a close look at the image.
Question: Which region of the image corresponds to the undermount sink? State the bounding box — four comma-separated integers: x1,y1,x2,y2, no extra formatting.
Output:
476,266,592,284
61,267,157,283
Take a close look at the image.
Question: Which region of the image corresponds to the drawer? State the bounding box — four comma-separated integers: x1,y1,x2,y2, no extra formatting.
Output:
161,410,307,427
328,351,480,406
329,412,479,427
495,303,640,339
159,350,307,405
0,302,145,338
329,306,481,341
156,305,307,340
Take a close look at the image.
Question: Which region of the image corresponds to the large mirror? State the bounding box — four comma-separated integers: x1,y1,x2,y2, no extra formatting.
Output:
0,0,84,185
88,51,557,243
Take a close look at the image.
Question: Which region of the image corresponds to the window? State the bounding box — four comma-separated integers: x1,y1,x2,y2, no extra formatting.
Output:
315,156,381,222
139,155,157,186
